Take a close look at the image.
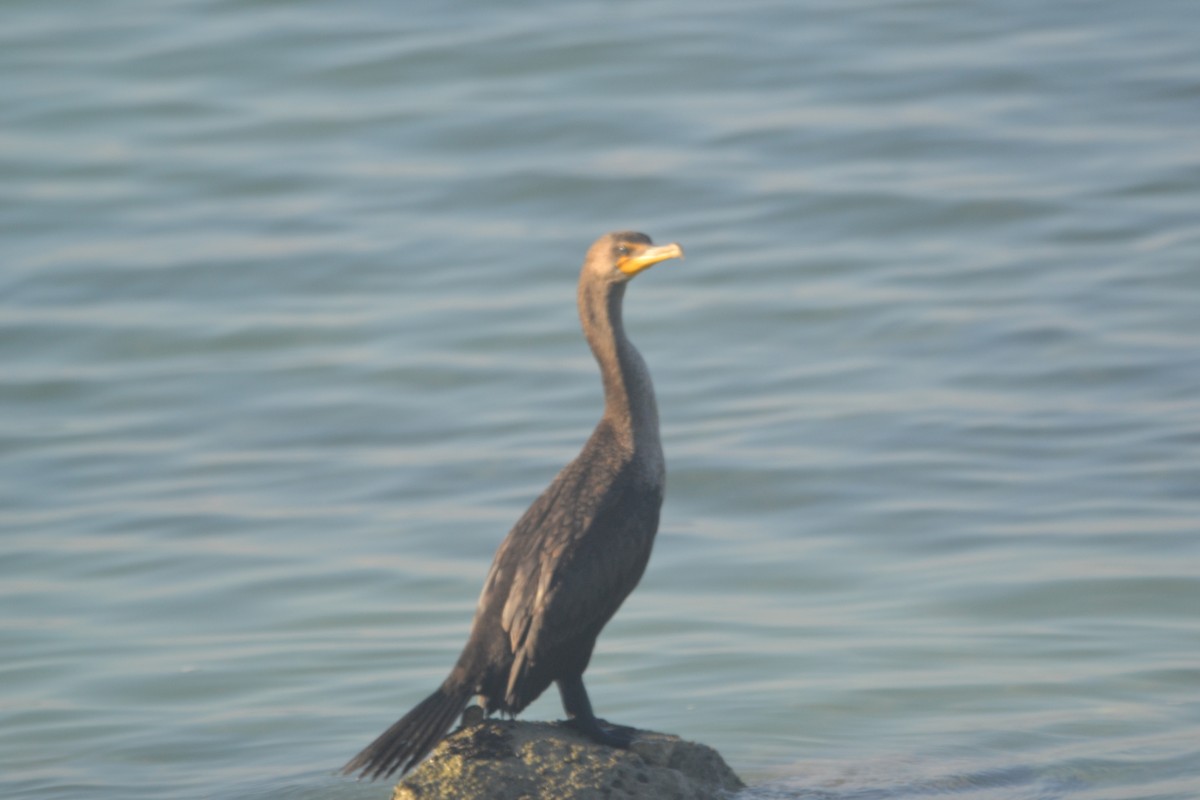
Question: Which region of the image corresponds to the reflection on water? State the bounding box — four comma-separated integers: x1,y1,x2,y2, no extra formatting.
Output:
3,1,1199,799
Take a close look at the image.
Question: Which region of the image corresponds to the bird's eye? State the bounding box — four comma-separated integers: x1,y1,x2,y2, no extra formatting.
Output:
617,245,630,256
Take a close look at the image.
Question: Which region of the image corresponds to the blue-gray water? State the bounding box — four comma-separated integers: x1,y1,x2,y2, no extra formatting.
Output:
3,1,1199,799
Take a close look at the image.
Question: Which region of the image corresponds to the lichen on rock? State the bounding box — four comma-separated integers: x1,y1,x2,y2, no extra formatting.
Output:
391,719,744,800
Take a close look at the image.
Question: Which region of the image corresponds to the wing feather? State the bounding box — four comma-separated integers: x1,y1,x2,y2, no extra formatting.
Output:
500,458,661,705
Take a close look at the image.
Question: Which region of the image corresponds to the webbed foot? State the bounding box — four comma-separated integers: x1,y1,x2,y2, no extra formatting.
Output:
564,715,637,748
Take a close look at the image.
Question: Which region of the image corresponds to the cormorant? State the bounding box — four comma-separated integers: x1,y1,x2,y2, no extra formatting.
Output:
342,232,684,780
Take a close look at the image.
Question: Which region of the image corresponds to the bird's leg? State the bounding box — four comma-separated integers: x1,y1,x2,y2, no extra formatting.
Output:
556,674,636,748
459,703,486,728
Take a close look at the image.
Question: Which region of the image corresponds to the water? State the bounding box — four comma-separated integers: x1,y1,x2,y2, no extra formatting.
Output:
3,1,1199,798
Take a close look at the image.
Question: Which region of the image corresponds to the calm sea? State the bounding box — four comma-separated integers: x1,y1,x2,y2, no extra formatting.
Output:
3,1,1198,798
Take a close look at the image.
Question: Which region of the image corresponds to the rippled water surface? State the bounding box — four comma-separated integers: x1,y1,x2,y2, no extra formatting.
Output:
3,1,1199,798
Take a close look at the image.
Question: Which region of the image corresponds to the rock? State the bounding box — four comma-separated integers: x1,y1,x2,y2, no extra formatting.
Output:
391,719,744,800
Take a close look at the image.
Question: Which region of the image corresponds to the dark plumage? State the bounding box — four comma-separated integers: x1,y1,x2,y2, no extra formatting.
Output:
342,232,684,780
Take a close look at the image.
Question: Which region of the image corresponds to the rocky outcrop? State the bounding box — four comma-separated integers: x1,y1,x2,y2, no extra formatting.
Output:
391,719,744,800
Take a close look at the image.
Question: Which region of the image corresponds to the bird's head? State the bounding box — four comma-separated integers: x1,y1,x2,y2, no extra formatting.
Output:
584,231,684,283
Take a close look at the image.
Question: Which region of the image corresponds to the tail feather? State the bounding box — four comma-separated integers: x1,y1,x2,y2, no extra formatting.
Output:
342,683,472,781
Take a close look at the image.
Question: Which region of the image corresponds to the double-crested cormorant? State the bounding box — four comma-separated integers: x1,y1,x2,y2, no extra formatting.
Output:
342,232,684,780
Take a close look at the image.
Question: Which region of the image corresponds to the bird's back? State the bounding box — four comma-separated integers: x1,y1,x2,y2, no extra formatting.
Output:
460,420,663,712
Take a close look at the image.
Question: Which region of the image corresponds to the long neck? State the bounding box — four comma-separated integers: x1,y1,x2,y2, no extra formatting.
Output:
578,276,662,460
